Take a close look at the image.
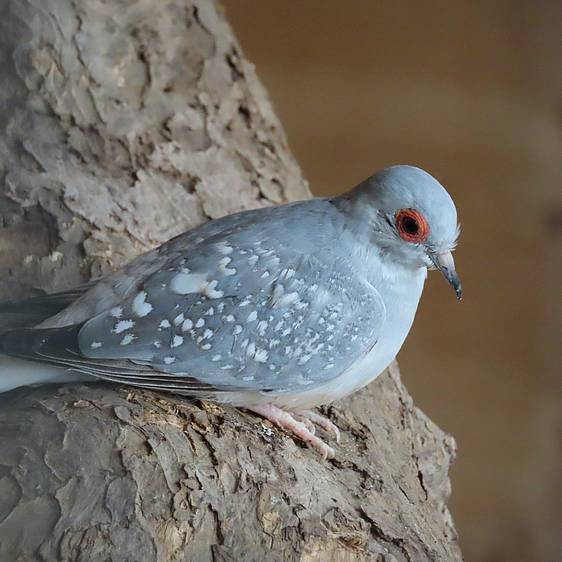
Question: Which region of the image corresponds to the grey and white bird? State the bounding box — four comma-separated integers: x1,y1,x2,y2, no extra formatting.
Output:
0,165,461,457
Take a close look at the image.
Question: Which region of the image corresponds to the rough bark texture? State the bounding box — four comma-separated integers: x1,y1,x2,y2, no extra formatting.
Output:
0,1,462,560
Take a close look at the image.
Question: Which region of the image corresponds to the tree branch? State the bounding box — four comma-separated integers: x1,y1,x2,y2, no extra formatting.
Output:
0,1,461,560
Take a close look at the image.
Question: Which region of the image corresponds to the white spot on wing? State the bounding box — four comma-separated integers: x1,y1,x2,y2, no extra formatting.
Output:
202,280,224,299
195,318,205,328
171,335,184,348
120,334,135,346
254,348,268,363
164,356,175,364
113,319,134,334
110,307,123,318
132,291,152,317
170,272,207,295
91,341,103,349
217,257,236,276
247,311,258,322
159,319,171,329
181,318,193,331
276,292,300,307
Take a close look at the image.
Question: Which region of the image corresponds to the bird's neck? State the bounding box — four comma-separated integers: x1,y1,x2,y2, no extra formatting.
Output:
331,193,429,285
331,192,378,241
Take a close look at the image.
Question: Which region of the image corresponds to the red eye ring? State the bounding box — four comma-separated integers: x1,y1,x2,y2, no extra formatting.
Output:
395,209,429,243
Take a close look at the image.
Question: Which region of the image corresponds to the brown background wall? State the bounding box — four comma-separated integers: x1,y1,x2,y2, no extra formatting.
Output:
222,2,561,561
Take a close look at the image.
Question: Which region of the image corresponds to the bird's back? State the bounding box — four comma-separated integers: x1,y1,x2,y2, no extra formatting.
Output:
0,197,387,401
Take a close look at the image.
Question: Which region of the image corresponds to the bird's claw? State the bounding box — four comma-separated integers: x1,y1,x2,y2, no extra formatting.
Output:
294,414,316,435
249,404,336,459
296,409,341,443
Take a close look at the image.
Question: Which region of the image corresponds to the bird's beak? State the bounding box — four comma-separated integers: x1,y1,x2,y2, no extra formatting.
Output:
428,250,463,300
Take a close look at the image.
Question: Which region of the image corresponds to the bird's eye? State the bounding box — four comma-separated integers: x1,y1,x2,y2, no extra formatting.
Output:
395,209,429,243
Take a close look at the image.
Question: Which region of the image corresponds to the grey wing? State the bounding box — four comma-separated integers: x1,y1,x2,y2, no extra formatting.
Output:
77,229,386,395
39,203,305,329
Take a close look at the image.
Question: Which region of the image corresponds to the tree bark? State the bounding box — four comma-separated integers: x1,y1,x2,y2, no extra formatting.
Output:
0,1,462,560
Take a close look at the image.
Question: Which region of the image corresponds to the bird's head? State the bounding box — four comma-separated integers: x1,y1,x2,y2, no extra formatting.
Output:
339,165,462,299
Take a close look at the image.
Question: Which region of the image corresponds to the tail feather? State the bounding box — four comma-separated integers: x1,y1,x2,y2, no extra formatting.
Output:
0,325,166,381
0,355,91,393
0,325,92,393
0,283,95,330
0,325,216,397
0,324,83,358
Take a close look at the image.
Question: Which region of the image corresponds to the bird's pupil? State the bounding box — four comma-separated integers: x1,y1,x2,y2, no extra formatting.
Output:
403,216,419,234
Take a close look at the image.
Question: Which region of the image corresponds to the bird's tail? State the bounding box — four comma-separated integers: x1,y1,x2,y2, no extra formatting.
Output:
0,354,91,393
0,324,93,393
0,285,97,392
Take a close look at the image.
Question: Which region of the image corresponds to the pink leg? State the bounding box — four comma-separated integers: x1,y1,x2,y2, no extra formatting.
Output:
249,404,335,459
297,409,341,443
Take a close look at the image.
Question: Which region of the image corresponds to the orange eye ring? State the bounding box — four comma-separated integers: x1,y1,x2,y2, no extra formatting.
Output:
395,209,429,243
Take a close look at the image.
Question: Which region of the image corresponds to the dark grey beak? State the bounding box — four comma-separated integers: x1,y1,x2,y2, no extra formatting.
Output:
428,250,463,300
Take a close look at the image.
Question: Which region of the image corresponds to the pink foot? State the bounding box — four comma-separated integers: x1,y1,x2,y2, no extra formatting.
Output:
249,404,335,459
297,409,341,443
293,414,316,435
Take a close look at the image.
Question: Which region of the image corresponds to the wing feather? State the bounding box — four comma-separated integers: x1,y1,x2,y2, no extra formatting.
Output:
1,200,386,397
78,216,385,394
